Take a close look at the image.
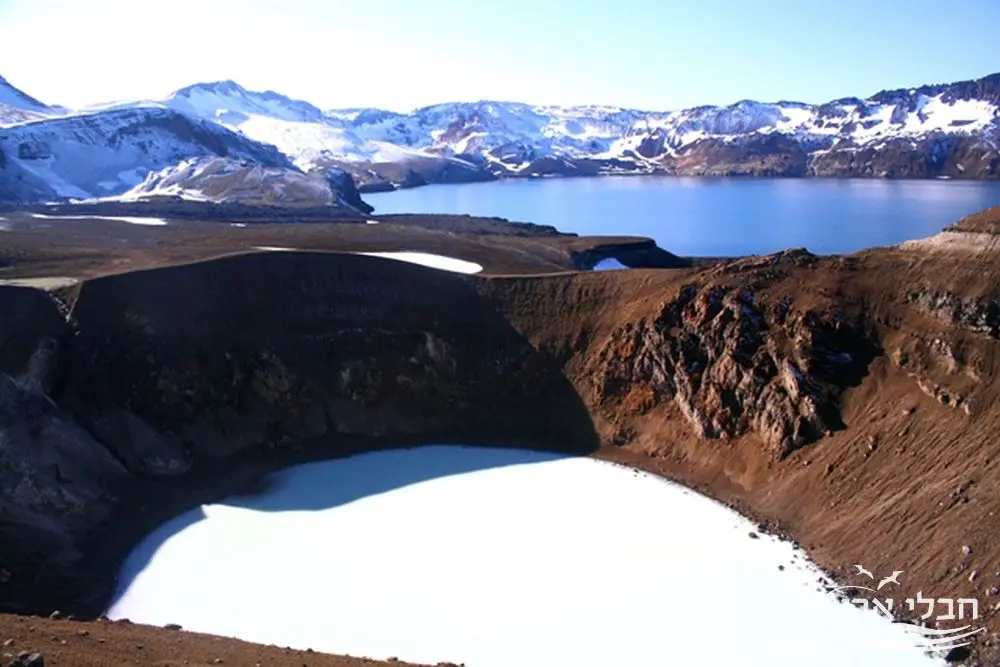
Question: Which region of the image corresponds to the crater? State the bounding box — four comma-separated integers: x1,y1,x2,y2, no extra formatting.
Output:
107,446,938,667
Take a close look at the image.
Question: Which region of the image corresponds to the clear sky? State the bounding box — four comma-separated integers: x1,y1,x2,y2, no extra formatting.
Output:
1,0,997,112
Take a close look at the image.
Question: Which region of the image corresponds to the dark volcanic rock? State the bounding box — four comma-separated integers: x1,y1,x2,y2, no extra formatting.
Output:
635,132,667,159
0,289,130,618
674,134,809,177
808,135,1000,179
13,199,367,223
9,651,44,667
595,254,877,458
904,288,1000,339
325,168,373,214
16,141,50,161
568,239,690,270
62,253,598,462
871,72,1000,107
0,253,600,617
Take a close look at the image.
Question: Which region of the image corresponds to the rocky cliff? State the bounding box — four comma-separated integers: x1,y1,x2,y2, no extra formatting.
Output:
0,253,598,616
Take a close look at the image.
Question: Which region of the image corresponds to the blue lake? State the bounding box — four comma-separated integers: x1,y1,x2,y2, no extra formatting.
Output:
364,177,1000,256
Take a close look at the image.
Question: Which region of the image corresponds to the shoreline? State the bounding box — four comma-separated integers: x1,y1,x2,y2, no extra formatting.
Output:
357,168,1000,197
95,445,913,666
0,443,948,667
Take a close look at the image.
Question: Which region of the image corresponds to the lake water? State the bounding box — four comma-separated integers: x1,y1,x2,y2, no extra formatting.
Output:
364,177,1000,256
108,446,941,667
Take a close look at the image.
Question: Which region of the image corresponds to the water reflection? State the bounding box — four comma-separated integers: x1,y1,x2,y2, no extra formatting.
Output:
367,177,1000,256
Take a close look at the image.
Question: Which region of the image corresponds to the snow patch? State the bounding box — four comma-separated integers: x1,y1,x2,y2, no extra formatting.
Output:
28,213,168,226
592,257,629,270
0,276,79,289
117,167,148,186
356,251,483,274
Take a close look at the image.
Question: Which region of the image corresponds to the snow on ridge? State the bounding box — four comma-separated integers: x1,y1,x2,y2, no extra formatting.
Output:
167,80,328,125
114,156,336,204
248,248,484,273
0,106,292,201
0,74,51,112
356,251,483,274
28,213,168,226
66,76,1000,174
2,71,997,202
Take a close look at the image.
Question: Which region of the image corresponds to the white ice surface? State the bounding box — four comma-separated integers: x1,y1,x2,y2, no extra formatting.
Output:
108,448,942,667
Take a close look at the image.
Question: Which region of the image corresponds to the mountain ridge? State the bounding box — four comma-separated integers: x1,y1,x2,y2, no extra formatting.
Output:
0,74,62,127
1,70,998,204
0,74,50,111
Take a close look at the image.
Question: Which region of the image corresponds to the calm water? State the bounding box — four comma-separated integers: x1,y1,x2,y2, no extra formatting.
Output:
365,177,1000,256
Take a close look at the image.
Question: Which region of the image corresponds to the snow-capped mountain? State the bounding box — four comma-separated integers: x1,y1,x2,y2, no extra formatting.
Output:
1,71,997,206
0,75,63,126
119,156,372,213
102,81,441,171
326,78,999,181
0,107,292,202
140,73,997,187
0,81,374,209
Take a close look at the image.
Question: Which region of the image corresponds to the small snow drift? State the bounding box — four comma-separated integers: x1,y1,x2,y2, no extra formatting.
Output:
356,251,483,274
0,276,79,289
28,213,168,226
592,257,629,270
107,448,941,667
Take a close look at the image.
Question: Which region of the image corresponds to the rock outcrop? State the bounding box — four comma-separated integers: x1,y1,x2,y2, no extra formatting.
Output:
594,264,877,458
808,135,1000,179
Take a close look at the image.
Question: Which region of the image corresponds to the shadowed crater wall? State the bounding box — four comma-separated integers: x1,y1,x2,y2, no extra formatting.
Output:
0,253,599,617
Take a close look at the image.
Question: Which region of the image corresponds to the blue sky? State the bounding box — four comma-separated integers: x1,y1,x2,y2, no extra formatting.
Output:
0,0,997,111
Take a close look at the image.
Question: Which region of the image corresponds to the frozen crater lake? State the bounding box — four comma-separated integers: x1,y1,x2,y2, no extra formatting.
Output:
109,446,943,667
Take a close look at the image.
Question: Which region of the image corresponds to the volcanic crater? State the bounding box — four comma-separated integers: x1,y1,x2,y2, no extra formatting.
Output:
1,205,1000,665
